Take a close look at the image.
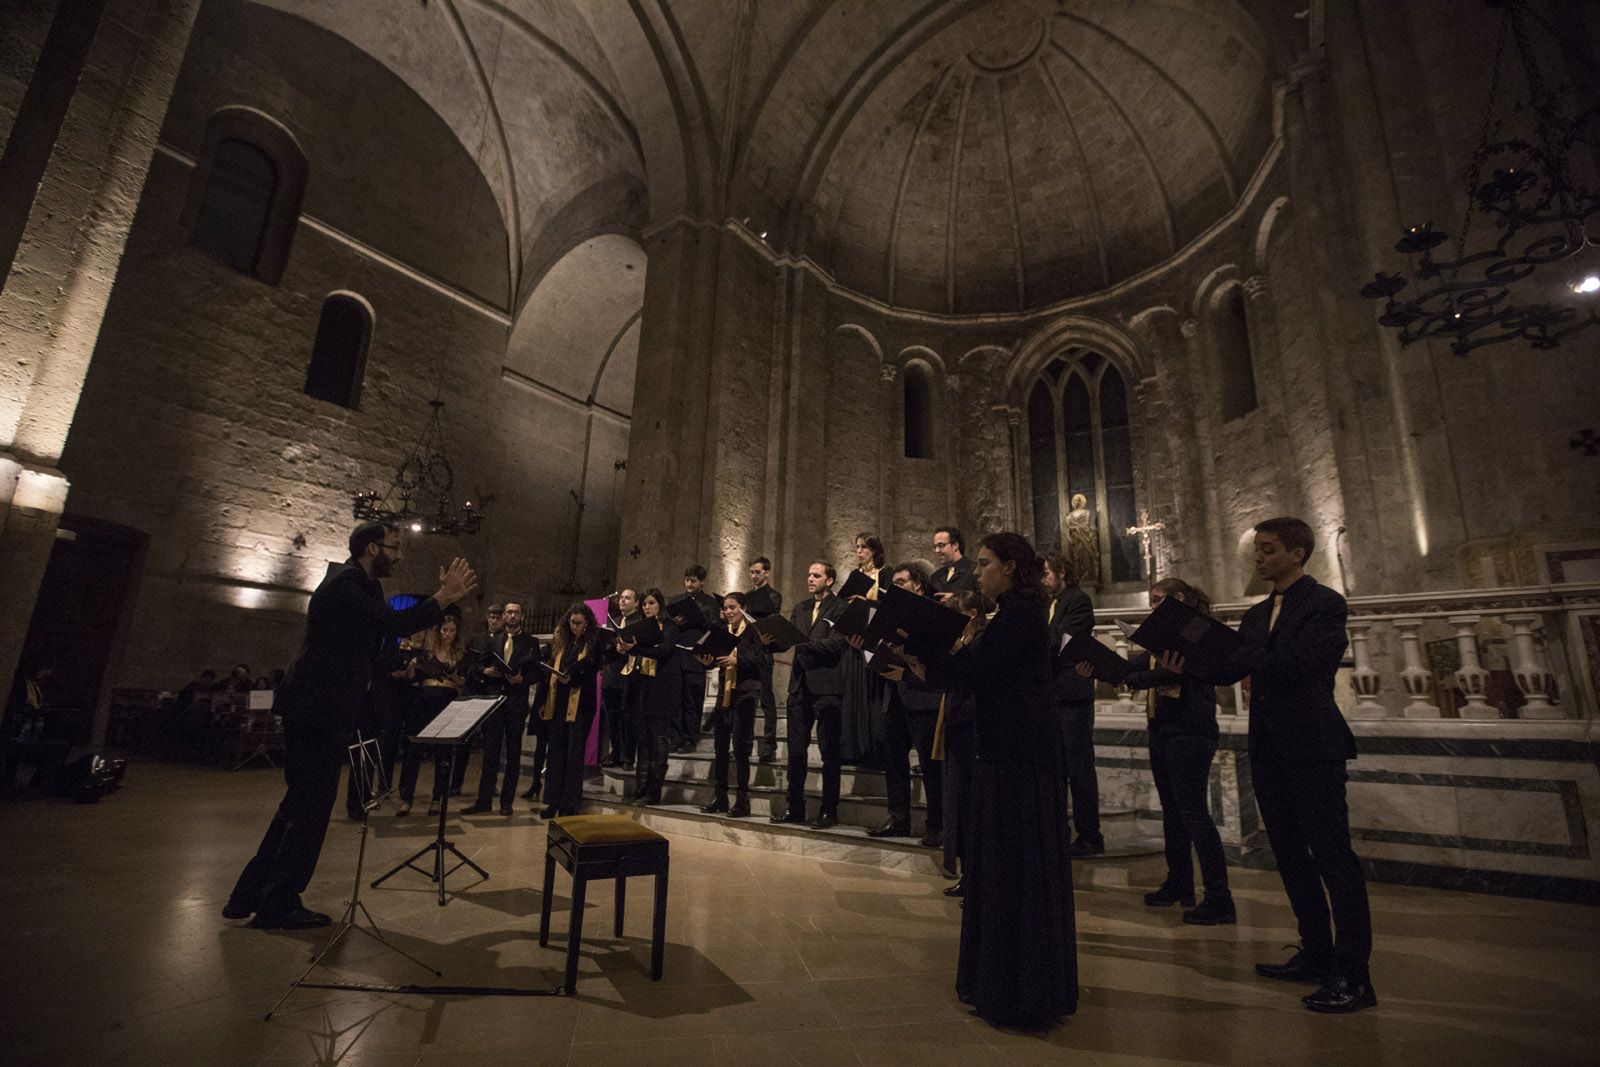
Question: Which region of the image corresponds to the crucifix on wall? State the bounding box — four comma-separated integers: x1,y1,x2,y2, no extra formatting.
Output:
1126,508,1165,583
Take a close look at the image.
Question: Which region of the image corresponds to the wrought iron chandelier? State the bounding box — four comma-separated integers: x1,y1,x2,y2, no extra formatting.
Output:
1360,0,1599,356
351,399,492,536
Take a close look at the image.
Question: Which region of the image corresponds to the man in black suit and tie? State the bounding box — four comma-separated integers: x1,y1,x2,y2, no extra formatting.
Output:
1164,517,1373,1014
763,561,847,829
675,564,723,750
224,523,477,929
927,526,977,601
1044,551,1103,857
464,600,542,814
746,556,783,762
600,589,641,769
456,603,504,793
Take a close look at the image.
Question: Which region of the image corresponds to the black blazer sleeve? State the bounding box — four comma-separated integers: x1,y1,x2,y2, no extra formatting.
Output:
333,577,442,639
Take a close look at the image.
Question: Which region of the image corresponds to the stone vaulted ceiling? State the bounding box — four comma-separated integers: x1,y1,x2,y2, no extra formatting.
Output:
246,0,1286,319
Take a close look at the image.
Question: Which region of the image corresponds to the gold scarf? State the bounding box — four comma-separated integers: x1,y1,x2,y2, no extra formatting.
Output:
541,641,591,722
930,630,973,760
720,622,745,707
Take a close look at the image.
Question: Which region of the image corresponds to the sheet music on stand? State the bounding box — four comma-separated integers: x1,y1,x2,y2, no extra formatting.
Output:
414,697,502,741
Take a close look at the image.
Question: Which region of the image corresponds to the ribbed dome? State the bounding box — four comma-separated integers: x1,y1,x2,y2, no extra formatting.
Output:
810,0,1274,314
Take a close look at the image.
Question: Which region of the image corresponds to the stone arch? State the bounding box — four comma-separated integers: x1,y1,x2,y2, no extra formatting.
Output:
1006,315,1143,405
181,106,307,285
1253,195,1290,273
304,290,374,409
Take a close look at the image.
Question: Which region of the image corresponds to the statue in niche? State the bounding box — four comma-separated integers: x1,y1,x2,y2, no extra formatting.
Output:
1064,493,1100,586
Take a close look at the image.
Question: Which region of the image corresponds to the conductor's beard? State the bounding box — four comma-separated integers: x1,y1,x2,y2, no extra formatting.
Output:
372,553,396,579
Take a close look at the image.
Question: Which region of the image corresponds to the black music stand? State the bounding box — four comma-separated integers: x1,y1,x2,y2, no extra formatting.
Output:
371,695,503,906
265,735,441,1020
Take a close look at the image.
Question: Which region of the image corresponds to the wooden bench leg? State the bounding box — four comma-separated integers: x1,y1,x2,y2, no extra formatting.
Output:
651,868,668,981
614,875,627,938
538,852,556,947
565,875,587,996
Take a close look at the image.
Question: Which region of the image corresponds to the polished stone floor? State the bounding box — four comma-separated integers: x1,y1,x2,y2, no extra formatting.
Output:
2,762,1596,1066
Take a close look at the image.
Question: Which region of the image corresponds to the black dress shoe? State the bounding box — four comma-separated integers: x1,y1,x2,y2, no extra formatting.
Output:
1303,976,1377,1014
943,879,965,898
1068,838,1105,859
1143,883,1196,908
728,799,751,817
540,805,559,818
701,799,729,814
250,906,332,931
601,758,620,768
520,787,539,800
919,830,943,849
1182,895,1237,925
1256,948,1333,984
770,811,806,825
460,803,492,815
810,812,838,830
622,761,635,771
221,898,255,920
867,820,911,838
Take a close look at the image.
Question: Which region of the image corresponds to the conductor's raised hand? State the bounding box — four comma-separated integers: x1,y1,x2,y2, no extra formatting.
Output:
1157,649,1186,675
435,557,478,607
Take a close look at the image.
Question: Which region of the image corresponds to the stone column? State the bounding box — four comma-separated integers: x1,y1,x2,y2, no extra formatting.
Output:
943,372,962,527
0,0,203,729
1394,620,1440,717
1504,613,1561,719
1005,406,1023,531
1346,620,1386,717
1448,616,1497,718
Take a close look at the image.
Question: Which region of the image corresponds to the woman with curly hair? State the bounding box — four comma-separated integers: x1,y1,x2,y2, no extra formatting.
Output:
908,531,1077,1030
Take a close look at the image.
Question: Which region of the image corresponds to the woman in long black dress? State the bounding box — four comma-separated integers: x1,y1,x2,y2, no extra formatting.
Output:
615,589,681,805
539,603,610,817
910,531,1077,1030
839,532,890,766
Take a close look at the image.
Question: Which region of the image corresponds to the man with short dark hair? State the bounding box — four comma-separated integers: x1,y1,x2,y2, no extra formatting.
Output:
747,557,782,762
224,523,477,930
928,526,976,600
764,561,846,829
600,589,641,769
458,603,506,793
1166,516,1373,1013
1043,551,1102,857
673,565,721,751
465,600,541,815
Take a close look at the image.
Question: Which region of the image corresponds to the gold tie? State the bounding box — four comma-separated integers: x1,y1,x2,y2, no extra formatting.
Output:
1048,600,1056,624
504,633,515,662
945,566,954,583
1268,594,1283,632
811,599,821,628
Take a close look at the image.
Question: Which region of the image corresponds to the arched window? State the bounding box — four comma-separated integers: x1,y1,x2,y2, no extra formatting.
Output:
1216,286,1258,420
304,293,372,409
1025,349,1146,585
183,107,306,283
903,364,934,459
1027,381,1059,550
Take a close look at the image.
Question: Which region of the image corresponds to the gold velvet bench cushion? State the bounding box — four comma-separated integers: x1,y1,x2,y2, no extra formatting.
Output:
550,814,665,846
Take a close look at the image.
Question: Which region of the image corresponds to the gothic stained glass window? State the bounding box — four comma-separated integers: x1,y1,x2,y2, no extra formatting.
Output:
1063,371,1096,515
1028,380,1059,551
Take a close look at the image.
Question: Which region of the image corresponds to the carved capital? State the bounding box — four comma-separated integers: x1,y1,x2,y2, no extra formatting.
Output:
1005,407,1021,429
880,363,898,383
946,373,962,393
1179,317,1200,338
1242,275,1270,299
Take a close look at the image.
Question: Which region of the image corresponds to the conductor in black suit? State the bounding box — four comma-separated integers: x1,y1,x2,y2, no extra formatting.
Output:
764,561,847,829
1044,551,1103,857
1164,516,1373,1014
464,600,542,814
224,523,478,929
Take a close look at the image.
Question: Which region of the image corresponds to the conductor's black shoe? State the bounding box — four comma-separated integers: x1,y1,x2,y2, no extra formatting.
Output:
943,879,965,898
919,830,944,849
250,906,331,931
701,799,729,814
460,803,492,815
221,897,255,920
1303,976,1377,1014
1182,895,1237,925
729,798,751,817
770,811,806,825
810,811,839,830
867,820,911,838
1256,948,1333,984
1069,837,1105,859
1143,883,1196,908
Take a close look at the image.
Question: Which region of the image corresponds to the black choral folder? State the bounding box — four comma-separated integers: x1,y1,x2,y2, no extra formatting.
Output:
744,586,780,619
837,570,876,601
831,598,875,639
666,595,710,632
1127,596,1242,678
680,625,740,659
866,584,968,654
605,616,662,647
755,613,811,652
1059,632,1134,686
